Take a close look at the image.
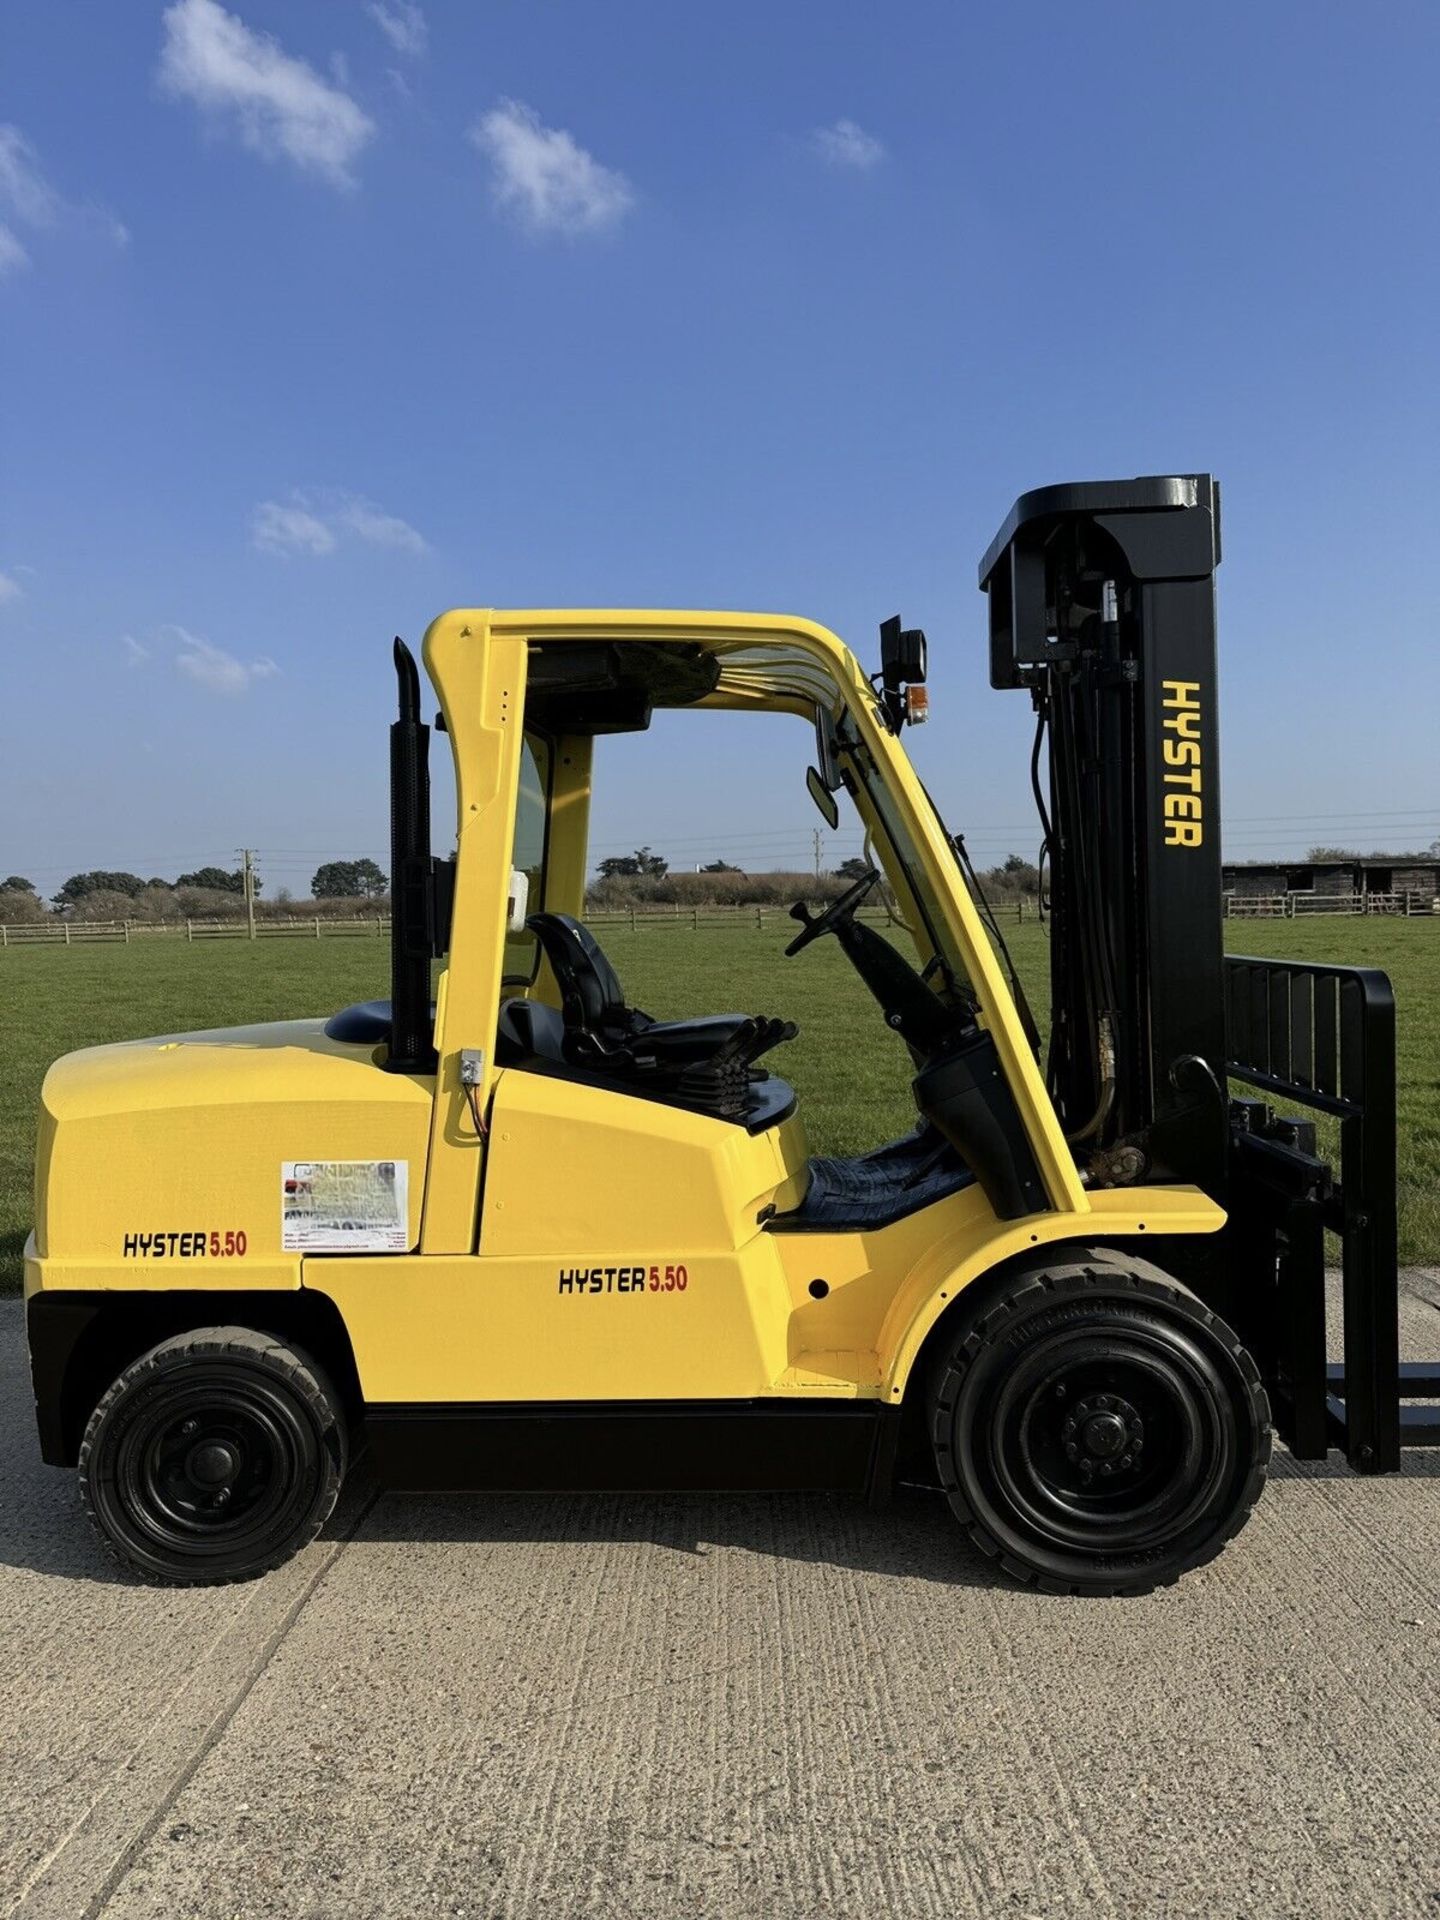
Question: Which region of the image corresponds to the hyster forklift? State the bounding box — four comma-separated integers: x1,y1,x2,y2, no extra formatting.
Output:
25,476,1439,1594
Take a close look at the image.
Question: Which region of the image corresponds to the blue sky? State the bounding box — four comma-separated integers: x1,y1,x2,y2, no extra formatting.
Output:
2,0,1437,900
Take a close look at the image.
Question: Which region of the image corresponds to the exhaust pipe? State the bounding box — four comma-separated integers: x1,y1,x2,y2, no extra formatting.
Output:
387,637,437,1072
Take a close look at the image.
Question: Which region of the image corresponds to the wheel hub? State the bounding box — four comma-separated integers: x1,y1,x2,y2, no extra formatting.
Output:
129,1393,293,1538
185,1439,241,1488
1060,1392,1145,1479
1081,1410,1126,1457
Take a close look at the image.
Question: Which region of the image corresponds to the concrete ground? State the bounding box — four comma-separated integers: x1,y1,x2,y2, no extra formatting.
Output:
2,1286,1438,1920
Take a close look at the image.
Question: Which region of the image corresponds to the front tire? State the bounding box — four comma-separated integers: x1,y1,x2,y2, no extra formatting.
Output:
79,1327,346,1585
930,1257,1270,1596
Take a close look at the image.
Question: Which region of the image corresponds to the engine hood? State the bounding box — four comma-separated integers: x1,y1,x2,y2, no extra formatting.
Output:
34,1019,434,1279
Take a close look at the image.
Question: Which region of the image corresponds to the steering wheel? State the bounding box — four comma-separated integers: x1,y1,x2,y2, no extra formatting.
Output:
784,869,880,956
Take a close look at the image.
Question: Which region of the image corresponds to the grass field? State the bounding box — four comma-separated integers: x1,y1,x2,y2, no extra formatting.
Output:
2,918,1435,1289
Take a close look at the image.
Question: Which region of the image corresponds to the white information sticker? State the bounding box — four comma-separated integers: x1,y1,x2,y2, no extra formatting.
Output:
281,1160,410,1253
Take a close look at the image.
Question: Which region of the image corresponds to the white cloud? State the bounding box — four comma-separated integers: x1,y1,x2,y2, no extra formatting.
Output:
171,626,279,695
367,1,427,57
0,127,59,228
121,634,151,666
332,497,428,553
0,225,28,277
0,126,94,280
811,119,885,171
470,100,634,237
158,0,375,188
252,499,337,556
0,128,129,270
252,490,428,556
0,570,22,604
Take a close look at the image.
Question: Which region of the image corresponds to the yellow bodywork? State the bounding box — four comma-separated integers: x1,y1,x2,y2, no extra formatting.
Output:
27,608,1226,1416
32,1021,432,1288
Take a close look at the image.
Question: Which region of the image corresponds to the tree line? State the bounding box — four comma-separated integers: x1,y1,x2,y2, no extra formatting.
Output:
12,837,1432,927
1305,843,1440,861
586,848,1042,908
2,844,1052,925
0,860,389,924
2,843,1054,925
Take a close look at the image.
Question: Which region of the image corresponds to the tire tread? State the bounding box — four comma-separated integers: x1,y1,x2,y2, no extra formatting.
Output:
930,1254,1271,1597
78,1325,346,1587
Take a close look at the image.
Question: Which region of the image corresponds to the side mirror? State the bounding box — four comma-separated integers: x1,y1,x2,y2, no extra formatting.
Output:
806,766,840,830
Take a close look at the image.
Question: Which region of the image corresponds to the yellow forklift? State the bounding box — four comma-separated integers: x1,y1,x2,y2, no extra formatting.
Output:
25,476,1438,1592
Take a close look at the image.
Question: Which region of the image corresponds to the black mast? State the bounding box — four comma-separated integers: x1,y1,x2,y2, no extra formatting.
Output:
980,476,1227,1199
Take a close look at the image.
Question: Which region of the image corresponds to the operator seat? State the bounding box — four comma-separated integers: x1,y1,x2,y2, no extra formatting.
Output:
525,912,757,1065
518,911,797,1121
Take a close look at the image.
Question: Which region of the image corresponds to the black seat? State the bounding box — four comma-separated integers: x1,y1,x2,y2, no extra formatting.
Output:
495,996,568,1065
325,998,436,1047
525,911,797,1119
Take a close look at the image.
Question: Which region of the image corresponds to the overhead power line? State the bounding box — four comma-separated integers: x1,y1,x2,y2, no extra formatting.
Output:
12,800,1436,886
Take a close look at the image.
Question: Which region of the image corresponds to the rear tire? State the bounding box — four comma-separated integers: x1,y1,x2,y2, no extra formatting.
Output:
79,1327,346,1586
930,1256,1270,1596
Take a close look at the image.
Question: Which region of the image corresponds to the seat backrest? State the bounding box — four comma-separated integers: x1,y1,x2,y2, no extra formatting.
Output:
526,912,628,1032
495,996,568,1066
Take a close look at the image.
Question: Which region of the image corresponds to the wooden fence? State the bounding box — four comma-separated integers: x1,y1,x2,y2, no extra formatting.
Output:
9,892,1432,948
585,899,1036,933
0,915,390,947
1222,891,1438,919
0,899,1039,948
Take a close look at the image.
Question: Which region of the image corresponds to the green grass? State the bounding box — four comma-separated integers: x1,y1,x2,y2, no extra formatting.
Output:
3,917,1436,1289
1216,918,1440,1266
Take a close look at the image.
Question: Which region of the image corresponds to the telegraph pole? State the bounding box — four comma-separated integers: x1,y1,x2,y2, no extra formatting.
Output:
238,849,257,941
813,829,823,881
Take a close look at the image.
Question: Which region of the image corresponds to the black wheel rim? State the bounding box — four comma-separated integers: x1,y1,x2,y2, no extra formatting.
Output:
108,1368,317,1564
981,1320,1237,1557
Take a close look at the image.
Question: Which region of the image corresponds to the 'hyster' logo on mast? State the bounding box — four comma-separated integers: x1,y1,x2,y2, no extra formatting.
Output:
1160,680,1204,848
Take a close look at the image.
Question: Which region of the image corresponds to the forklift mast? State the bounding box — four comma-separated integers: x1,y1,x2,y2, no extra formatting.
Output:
982,476,1439,1475
980,476,1227,1197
